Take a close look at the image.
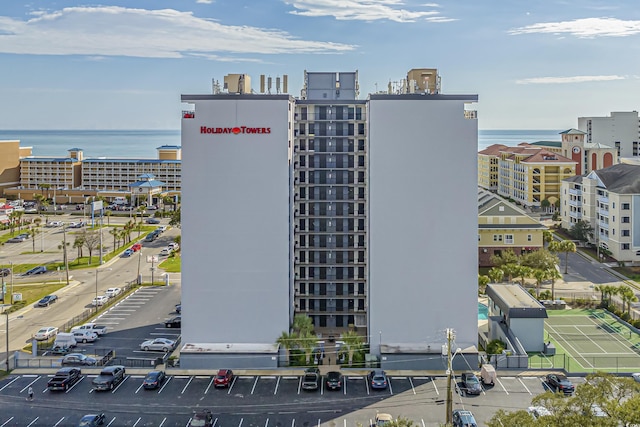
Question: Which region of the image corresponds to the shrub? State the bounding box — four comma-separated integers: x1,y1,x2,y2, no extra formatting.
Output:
486,339,506,356
621,312,631,322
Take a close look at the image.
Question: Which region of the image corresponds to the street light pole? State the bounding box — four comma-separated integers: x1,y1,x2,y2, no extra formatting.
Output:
445,328,455,426
62,227,70,286
95,269,99,314
4,310,8,372
137,250,142,285
9,262,13,305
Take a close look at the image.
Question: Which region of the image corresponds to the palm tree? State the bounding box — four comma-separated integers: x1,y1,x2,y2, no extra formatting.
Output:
297,331,316,365
104,210,112,226
548,240,577,274
13,210,24,231
487,267,504,284
109,228,119,249
30,226,39,253
513,265,532,288
39,183,51,198
73,235,85,261
533,268,549,298
478,275,490,295
276,331,296,366
7,211,19,234
292,314,314,335
618,285,637,314
546,267,562,300
341,330,364,366
501,263,519,283
34,194,45,212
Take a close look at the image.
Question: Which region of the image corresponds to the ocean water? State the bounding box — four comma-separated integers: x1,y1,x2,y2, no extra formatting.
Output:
0,129,562,158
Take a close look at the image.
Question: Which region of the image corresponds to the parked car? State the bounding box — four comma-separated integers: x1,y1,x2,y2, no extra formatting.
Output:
546,373,575,395
159,248,171,256
78,413,105,426
68,221,85,228
92,365,126,391
302,372,320,391
72,330,99,343
157,226,167,232
214,369,234,388
143,370,166,390
92,296,108,306
105,287,121,298
46,221,63,227
480,364,496,386
146,217,161,224
175,303,181,314
144,233,157,242
165,316,181,328
37,294,58,307
24,266,47,275
374,413,393,426
48,367,82,391
633,372,640,383
0,268,11,277
140,338,176,352
188,409,213,427
49,344,72,355
325,371,343,390
54,332,77,348
121,249,134,258
527,406,553,419
62,353,97,366
460,372,482,395
452,410,477,427
34,326,59,341
71,323,108,336
7,236,27,243
368,369,388,390
131,243,142,251
168,242,179,251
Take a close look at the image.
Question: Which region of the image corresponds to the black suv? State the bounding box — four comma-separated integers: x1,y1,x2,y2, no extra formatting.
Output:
546,373,574,395
325,371,342,390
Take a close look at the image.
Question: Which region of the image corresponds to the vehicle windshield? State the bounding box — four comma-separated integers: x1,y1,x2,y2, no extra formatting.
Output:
466,376,479,384
78,417,95,426
373,376,385,381
190,416,208,426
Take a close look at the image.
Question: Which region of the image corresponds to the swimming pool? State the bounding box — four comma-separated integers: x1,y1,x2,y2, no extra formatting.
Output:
479,303,488,320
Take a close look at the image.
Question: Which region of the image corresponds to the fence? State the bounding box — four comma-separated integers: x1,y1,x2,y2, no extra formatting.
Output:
528,353,640,374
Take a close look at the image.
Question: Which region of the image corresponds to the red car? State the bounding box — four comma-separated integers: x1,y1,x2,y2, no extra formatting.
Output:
131,243,142,252
214,369,234,388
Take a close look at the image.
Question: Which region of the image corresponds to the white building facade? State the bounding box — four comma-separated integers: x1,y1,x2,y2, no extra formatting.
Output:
578,111,640,158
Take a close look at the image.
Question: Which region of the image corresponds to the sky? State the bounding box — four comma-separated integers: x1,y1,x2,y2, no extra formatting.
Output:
0,0,639,130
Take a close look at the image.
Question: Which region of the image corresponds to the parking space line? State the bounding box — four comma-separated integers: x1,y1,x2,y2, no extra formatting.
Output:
365,377,370,395
135,382,144,394
181,377,194,394
20,376,40,393
274,376,280,394
0,377,19,392
414,376,430,380
432,378,439,395
297,376,302,394
204,377,215,394
158,418,167,427
26,417,38,427
53,417,65,426
132,417,142,427
67,376,84,393
0,417,13,427
228,376,238,394
265,418,269,427
111,375,129,393
317,419,321,427
213,418,218,427
389,379,394,395
421,419,425,427
106,417,116,426
158,376,172,394
250,377,259,395
239,418,244,427
409,377,416,395
496,378,509,395
518,377,532,395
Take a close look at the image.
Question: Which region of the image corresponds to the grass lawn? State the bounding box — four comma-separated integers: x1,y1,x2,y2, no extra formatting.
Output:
159,255,181,272
2,282,68,314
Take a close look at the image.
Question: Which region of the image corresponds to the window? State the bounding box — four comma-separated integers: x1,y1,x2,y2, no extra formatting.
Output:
527,234,532,242
623,217,630,223
505,234,514,244
622,243,630,250
622,203,630,210
493,235,503,242
623,230,630,237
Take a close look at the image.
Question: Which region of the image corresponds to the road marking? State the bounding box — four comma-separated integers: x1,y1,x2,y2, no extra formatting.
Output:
265,418,269,427
251,377,259,394
158,376,171,394
22,375,38,378
500,376,515,379
0,377,20,392
239,418,244,427
274,376,281,395
391,376,406,379
213,418,218,427
518,377,532,395
132,417,141,427
389,379,394,395
239,376,254,379
195,376,209,379
67,376,84,393
20,376,40,393
432,378,439,395
228,376,237,394
409,377,416,395
204,377,215,394
0,417,13,427
26,417,38,427
282,376,298,380
290,419,293,427
158,418,167,427
111,375,129,393
421,419,426,427
261,376,276,379
496,378,509,395
106,417,116,426
53,417,65,426
181,376,194,394
135,382,144,394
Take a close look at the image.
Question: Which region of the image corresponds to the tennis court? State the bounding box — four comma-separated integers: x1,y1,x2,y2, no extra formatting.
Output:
536,309,640,373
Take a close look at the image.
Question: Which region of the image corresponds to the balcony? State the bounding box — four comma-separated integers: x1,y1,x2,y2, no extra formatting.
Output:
569,211,582,220
568,188,582,195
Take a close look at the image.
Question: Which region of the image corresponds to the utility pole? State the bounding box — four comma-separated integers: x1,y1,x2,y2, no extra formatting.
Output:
445,328,455,426
62,226,70,286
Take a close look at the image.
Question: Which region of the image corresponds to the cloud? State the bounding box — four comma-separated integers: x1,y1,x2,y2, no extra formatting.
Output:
509,17,640,38
196,0,214,3
0,6,354,58
515,75,625,84
283,0,452,23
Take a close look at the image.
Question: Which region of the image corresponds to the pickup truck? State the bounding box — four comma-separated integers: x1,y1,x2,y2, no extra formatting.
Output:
92,365,126,391
48,367,82,391
71,323,108,336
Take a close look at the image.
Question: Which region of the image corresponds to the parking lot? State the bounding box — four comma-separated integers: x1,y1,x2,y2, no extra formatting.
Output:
0,371,587,426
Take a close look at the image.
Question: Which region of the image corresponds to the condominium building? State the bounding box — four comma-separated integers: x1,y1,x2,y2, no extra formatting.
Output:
479,144,576,208
578,111,640,158
561,161,640,262
19,148,82,191
180,68,479,370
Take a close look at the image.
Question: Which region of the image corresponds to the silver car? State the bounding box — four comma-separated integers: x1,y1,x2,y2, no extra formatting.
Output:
140,338,176,352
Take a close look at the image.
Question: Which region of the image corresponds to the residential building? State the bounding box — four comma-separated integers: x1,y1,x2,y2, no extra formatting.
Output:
179,68,479,369
479,144,576,208
578,111,640,158
561,161,640,262
478,189,547,267
0,141,29,196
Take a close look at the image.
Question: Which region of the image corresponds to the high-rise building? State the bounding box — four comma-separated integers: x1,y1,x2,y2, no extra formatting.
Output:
180,69,479,369
578,111,640,158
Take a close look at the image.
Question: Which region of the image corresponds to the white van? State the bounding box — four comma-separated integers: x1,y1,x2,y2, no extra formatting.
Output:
113,196,127,205
480,363,496,386
54,332,77,348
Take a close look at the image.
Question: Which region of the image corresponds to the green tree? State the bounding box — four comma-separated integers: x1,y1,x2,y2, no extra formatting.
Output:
109,228,119,249
478,275,490,295
569,220,593,242
29,226,39,253
501,263,520,283
490,249,519,267
81,230,101,264
618,285,638,314
276,331,296,366
487,267,504,284
546,267,562,300
542,230,553,245
73,234,85,260
341,329,364,366
532,268,551,298
521,249,558,271
297,331,316,365
540,198,551,213
513,265,532,288
548,240,577,274
169,207,181,228
34,194,45,212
